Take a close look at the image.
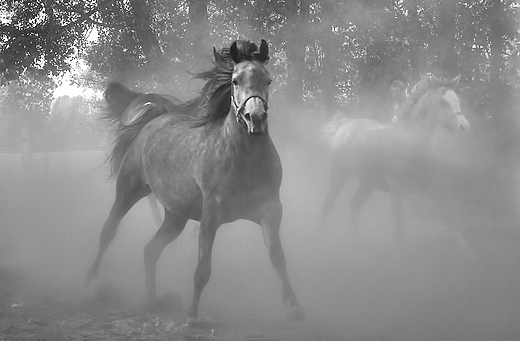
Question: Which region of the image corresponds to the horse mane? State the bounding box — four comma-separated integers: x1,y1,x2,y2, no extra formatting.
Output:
400,76,458,119
105,40,267,178
182,40,269,126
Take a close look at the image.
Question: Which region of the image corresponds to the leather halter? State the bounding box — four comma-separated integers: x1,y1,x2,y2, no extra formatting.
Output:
231,94,268,132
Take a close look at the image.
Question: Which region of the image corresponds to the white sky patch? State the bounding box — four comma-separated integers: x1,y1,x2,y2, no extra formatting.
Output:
87,26,98,42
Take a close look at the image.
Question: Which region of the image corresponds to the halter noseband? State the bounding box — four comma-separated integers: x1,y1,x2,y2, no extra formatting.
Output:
231,94,269,132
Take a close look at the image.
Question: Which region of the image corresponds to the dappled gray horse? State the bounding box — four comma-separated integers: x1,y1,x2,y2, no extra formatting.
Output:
87,40,303,321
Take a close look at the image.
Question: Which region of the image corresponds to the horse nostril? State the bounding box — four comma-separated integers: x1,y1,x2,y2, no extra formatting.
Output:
262,112,268,121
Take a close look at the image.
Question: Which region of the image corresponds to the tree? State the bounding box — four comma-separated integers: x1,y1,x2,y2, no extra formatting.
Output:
285,0,309,109
0,0,518,145
0,69,55,150
47,94,104,147
0,0,109,82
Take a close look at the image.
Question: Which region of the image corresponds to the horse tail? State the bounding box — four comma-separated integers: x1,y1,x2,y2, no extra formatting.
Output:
102,82,142,125
103,83,170,179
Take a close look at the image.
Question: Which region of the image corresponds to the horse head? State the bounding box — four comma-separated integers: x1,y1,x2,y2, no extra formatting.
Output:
229,39,271,135
406,75,470,135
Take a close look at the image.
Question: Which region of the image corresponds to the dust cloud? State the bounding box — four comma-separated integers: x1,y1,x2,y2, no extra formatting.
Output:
1,105,520,340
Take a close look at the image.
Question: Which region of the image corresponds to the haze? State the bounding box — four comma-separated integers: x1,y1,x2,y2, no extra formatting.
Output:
1,100,520,340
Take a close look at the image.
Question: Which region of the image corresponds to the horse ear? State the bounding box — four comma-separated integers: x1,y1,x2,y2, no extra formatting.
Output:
230,42,241,64
213,47,219,62
259,39,269,62
452,75,461,87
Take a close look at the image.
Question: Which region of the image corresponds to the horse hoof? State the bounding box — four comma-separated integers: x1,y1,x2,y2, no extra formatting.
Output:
286,305,305,321
185,316,214,329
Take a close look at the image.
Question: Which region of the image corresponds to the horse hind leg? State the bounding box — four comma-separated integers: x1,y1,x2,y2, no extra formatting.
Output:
144,210,188,305
320,159,349,227
350,181,374,233
86,171,150,285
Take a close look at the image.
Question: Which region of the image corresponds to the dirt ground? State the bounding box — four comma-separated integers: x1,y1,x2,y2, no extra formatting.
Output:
0,151,333,341
0,265,287,341
2,144,520,341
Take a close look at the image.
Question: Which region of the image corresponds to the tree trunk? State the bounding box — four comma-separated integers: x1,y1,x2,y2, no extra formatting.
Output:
285,0,308,109
319,0,338,114
436,0,459,76
129,0,164,65
488,0,512,150
407,0,426,81
187,0,210,70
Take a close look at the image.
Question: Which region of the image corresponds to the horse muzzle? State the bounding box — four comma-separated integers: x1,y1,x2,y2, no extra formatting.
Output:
454,113,470,132
243,110,268,135
234,95,269,135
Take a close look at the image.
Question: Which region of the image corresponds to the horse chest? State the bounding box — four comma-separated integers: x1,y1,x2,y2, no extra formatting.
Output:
200,148,281,208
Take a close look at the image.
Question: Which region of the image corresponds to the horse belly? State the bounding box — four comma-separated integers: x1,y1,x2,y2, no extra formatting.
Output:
141,129,204,220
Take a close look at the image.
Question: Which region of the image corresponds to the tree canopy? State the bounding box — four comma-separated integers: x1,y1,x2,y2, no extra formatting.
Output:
1,0,519,147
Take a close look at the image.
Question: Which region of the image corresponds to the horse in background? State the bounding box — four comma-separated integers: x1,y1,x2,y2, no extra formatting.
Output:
321,75,470,238
87,40,304,321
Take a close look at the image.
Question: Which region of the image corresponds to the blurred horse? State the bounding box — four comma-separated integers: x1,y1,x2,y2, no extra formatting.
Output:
87,40,303,320
321,76,470,237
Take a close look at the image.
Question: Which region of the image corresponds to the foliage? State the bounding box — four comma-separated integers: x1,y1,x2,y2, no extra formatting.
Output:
0,0,519,149
0,0,101,81
47,94,105,147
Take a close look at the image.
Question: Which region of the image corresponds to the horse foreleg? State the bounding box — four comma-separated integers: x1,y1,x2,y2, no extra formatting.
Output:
350,182,374,232
188,212,218,319
320,160,349,227
144,210,188,303
260,201,304,320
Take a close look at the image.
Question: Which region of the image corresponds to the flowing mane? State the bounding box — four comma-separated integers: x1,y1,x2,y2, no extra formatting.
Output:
105,40,270,178
179,40,270,126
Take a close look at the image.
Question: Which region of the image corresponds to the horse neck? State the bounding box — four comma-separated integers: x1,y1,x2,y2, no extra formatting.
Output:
409,92,437,147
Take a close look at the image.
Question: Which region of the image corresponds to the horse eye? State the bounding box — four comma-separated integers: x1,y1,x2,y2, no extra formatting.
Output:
268,79,272,85
232,79,238,86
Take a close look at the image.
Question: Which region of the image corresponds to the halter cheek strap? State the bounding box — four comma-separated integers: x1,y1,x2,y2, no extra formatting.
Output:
231,95,268,132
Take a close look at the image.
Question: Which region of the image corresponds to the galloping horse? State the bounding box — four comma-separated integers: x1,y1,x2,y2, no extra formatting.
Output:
321,76,470,237
87,40,303,320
